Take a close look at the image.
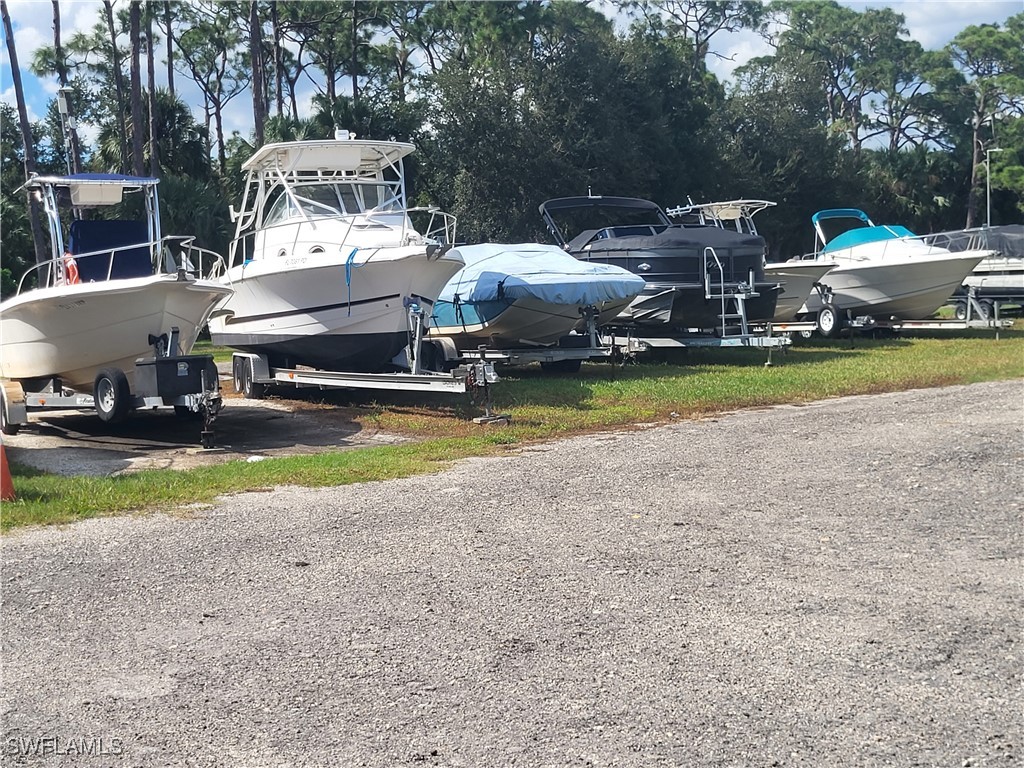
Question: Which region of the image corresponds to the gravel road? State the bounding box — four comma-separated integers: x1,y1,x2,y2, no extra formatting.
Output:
2,380,1021,767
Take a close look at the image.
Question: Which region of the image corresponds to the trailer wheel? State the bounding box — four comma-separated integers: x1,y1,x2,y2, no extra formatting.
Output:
94,368,132,423
237,357,266,399
977,301,994,320
817,304,844,338
953,301,968,321
0,389,19,435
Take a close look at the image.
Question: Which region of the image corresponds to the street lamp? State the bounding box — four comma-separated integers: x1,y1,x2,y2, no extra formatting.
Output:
985,147,1005,229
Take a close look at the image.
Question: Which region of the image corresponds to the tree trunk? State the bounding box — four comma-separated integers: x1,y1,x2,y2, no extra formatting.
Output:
1,0,48,265
249,1,266,147
129,1,145,176
271,0,283,118
147,3,159,177
103,0,130,172
966,125,983,229
350,0,358,109
52,0,82,174
164,0,175,97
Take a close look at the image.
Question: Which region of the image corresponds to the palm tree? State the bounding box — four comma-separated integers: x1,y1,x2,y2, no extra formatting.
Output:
1,0,48,265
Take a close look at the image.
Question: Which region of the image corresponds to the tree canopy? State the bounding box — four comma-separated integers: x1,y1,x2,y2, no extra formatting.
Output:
4,0,1022,295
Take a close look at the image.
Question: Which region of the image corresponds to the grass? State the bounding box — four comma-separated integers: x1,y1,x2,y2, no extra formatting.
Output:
3,328,1022,531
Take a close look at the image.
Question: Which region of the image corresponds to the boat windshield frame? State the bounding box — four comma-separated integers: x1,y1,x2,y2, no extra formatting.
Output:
227,139,456,267
540,196,673,248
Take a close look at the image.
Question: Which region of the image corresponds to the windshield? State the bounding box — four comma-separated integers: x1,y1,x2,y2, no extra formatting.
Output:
264,182,403,226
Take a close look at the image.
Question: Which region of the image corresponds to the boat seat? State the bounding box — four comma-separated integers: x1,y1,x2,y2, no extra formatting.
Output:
69,220,153,281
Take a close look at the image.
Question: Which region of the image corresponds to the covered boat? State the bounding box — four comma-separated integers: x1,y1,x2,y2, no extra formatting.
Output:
428,243,645,349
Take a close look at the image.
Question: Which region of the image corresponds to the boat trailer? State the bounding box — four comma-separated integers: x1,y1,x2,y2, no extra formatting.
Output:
0,327,222,448
229,300,503,418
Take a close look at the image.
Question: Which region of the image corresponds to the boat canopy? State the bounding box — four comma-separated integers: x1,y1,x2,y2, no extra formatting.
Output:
25,173,159,207
540,196,673,247
242,139,415,175
811,208,873,226
438,243,645,306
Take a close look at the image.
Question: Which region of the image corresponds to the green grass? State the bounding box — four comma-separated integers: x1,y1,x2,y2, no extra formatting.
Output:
4,329,1022,531
190,339,235,364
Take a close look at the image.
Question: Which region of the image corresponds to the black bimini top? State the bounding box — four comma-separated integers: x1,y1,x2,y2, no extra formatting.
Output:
540,196,674,247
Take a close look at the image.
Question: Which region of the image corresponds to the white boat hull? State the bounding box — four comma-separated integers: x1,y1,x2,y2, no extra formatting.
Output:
962,255,1024,298
800,252,987,320
208,246,463,371
0,275,232,392
764,261,837,322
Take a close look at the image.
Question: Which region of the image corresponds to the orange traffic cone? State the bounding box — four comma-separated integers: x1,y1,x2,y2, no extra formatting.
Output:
0,439,15,502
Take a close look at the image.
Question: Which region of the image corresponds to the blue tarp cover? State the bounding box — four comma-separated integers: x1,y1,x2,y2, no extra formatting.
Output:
439,243,646,306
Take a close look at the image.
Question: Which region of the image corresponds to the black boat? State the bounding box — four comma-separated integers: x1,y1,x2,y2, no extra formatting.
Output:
540,196,780,331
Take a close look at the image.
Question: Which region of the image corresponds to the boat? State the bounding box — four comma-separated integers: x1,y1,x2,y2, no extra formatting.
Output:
539,195,781,331
428,242,645,349
207,135,465,372
792,209,994,322
668,199,837,323
0,173,231,396
927,225,1024,317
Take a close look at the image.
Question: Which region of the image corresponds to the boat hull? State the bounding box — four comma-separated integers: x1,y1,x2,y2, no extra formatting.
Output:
764,261,837,322
611,282,781,329
208,247,463,371
572,229,780,329
0,275,231,392
800,252,987,320
429,295,631,349
961,255,1024,300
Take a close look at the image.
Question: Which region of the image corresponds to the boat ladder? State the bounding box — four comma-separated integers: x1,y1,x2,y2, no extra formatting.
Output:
703,246,759,338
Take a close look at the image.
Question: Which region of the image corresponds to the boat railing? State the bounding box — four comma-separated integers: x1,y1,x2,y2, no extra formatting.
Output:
15,236,228,295
229,205,457,267
821,228,988,262
163,236,231,282
406,206,457,246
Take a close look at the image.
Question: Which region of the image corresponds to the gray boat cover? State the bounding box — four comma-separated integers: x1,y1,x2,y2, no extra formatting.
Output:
439,243,646,305
926,225,1024,258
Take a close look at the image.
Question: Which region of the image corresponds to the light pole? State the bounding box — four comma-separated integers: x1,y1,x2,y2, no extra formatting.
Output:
985,147,1005,229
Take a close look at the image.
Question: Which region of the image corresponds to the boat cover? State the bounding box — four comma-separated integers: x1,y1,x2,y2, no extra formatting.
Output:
439,243,645,305
925,225,1024,259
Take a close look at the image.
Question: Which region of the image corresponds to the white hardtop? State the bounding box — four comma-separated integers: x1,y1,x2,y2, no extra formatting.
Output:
666,199,777,236
242,139,415,177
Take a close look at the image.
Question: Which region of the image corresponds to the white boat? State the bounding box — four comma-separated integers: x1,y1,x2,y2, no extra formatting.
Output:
928,225,1024,315
794,209,993,321
428,243,645,349
672,199,838,322
0,174,231,394
207,135,465,372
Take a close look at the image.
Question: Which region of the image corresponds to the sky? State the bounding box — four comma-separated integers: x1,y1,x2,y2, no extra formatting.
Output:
1,0,1021,149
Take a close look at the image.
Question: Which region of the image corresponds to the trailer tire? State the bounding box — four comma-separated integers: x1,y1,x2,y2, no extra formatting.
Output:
978,301,994,320
817,304,844,338
954,301,968,321
0,390,19,435
94,368,132,423
237,358,266,400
